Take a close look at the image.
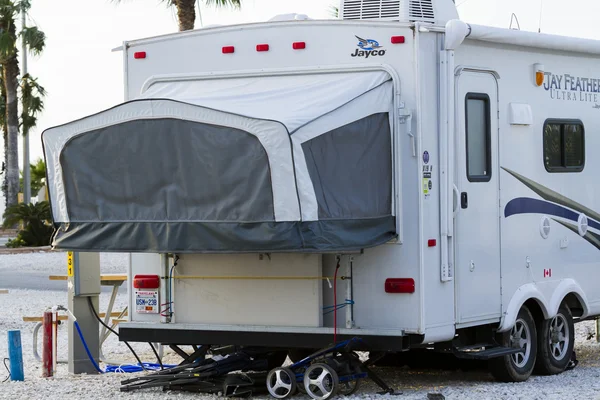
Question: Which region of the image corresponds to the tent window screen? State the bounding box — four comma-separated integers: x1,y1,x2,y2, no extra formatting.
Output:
60,118,275,222
465,93,491,182
301,113,392,220
543,119,585,172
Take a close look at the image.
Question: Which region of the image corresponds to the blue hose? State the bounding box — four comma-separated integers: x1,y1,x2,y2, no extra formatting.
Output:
73,320,104,373
74,320,175,374
104,363,176,373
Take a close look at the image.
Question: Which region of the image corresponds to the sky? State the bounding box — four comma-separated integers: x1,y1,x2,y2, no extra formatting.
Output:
20,0,600,166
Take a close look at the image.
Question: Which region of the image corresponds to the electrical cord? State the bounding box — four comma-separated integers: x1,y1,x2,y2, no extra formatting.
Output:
148,342,163,370
2,358,9,383
86,297,147,371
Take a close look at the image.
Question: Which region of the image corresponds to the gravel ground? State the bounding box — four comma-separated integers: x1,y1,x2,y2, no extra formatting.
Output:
2,253,600,399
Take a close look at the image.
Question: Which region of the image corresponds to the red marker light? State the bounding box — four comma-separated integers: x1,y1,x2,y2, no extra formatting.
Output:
256,44,270,52
428,239,437,247
133,275,160,289
385,278,415,294
391,36,405,44
133,51,146,59
293,42,306,50
222,46,235,54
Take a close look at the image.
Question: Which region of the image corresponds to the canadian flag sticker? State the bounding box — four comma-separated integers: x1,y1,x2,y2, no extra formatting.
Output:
544,269,552,278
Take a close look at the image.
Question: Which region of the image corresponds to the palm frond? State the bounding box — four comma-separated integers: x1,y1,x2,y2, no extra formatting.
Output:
328,5,339,18
20,73,45,133
20,26,45,55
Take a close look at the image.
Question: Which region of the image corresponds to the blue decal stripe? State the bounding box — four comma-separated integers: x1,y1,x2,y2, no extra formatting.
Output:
505,197,600,231
505,197,579,221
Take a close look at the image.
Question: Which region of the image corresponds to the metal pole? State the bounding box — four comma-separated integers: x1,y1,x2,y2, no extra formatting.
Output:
21,7,30,204
42,311,52,377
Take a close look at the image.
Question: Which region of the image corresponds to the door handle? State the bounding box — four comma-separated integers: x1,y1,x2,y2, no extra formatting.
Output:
461,192,468,209
453,185,459,218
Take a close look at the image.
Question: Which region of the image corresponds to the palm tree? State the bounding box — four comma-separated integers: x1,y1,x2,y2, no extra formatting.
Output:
113,0,241,32
20,158,47,195
0,0,45,208
3,200,53,247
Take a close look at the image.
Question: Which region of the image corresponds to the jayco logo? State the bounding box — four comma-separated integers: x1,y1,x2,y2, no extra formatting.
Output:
351,36,386,58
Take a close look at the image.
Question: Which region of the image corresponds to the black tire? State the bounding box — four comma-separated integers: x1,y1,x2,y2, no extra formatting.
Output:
266,367,297,399
304,363,339,400
489,306,538,382
534,304,575,375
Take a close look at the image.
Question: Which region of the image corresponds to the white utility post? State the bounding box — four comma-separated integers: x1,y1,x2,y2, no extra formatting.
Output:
67,252,101,374
21,7,30,204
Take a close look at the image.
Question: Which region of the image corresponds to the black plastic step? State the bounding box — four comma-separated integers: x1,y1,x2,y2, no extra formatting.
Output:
453,346,523,360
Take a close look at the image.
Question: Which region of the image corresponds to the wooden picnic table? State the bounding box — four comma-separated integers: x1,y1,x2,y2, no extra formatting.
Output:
48,274,128,345
49,274,127,286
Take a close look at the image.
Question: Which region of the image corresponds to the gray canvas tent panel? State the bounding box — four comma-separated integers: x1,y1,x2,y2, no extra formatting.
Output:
302,112,392,220
61,119,274,222
43,72,396,253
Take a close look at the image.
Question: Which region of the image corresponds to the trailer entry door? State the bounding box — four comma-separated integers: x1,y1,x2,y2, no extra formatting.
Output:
455,70,501,325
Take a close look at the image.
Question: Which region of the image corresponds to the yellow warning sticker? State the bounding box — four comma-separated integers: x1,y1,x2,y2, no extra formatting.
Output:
67,252,74,277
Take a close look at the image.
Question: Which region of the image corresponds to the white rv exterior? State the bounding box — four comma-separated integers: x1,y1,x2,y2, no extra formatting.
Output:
42,0,600,382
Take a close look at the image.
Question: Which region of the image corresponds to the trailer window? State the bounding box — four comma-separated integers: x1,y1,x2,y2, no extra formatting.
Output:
543,120,585,172
465,93,491,182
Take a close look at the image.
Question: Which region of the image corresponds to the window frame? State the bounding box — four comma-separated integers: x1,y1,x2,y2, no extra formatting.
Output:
543,119,585,173
464,93,492,183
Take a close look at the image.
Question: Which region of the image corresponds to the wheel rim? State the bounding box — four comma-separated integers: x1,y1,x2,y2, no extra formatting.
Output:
510,318,532,368
267,368,294,399
548,313,570,361
305,365,336,399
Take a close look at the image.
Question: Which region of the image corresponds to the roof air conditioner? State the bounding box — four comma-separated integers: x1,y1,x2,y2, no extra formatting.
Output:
339,0,458,25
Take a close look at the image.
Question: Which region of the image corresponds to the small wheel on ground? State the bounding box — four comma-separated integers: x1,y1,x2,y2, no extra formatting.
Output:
535,303,574,375
266,367,297,399
303,363,339,400
489,305,538,382
338,378,361,396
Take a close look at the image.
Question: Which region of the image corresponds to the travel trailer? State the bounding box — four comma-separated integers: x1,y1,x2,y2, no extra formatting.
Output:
43,0,600,384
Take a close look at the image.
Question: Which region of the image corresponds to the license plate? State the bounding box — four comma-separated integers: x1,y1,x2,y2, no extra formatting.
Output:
135,290,159,314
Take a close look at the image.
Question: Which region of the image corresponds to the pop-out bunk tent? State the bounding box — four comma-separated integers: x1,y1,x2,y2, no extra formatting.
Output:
42,71,397,253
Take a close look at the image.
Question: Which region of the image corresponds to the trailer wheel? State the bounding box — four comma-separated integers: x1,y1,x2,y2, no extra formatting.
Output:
338,378,361,396
303,363,339,400
489,305,537,382
266,367,297,399
534,304,574,375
